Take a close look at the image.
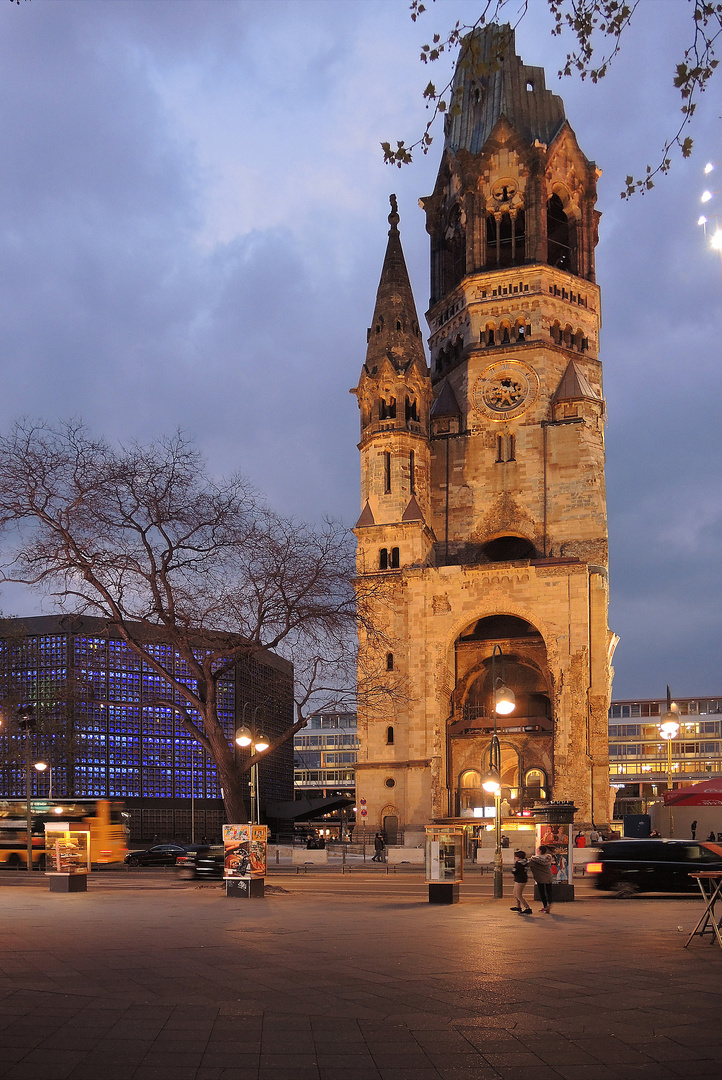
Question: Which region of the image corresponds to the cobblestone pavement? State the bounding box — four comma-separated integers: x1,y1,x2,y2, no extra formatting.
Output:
0,875,720,1080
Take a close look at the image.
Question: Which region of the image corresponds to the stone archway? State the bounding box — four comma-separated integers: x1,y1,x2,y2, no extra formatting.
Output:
450,613,554,816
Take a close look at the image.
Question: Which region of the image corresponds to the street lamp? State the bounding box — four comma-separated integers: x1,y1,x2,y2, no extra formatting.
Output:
34,760,52,800
659,684,680,837
698,179,722,268
482,644,515,898
235,717,269,824
16,705,35,873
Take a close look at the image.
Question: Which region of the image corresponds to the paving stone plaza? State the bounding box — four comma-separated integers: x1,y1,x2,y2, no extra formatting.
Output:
0,874,720,1080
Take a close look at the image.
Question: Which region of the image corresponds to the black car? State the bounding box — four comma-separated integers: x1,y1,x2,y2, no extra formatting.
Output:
586,839,722,895
124,843,210,867
177,848,224,880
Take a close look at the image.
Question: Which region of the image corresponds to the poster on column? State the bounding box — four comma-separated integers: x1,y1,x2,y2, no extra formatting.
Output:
223,824,251,879
250,825,268,877
537,823,572,884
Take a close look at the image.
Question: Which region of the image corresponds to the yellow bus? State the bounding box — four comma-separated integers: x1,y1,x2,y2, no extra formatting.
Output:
0,799,128,869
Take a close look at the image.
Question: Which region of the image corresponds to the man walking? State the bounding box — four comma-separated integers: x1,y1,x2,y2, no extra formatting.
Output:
372,832,385,862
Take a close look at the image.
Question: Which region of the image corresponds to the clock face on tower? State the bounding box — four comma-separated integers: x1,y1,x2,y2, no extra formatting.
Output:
473,359,539,421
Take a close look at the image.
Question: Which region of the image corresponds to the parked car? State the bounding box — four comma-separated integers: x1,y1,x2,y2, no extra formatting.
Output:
586,839,722,895
124,842,209,867
177,847,224,880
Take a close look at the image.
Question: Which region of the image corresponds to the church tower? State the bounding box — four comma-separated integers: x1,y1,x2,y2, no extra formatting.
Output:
352,26,614,845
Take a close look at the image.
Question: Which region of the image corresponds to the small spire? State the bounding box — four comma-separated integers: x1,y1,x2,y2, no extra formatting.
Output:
430,378,461,419
366,198,425,371
551,360,598,404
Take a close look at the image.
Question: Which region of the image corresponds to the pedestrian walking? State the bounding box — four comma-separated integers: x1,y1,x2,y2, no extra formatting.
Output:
530,845,554,913
588,827,599,844
509,849,532,914
691,819,697,840
372,832,385,862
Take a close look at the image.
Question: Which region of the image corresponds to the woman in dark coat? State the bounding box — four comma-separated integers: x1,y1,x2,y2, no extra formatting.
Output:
530,845,554,913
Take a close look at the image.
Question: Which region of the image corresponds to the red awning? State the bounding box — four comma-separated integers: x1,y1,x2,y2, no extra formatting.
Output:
662,778,722,806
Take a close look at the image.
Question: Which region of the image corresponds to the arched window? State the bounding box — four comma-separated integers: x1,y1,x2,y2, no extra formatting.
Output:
379,397,396,421
496,435,516,464
481,535,537,561
457,769,483,815
379,548,388,571
405,398,419,423
442,203,466,294
525,768,547,801
386,726,394,745
386,653,394,671
486,209,526,268
547,193,572,270
390,547,400,569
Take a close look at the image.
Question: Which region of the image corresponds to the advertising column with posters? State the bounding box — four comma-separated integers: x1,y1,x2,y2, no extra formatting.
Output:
223,823,267,899
531,802,577,902
44,822,90,893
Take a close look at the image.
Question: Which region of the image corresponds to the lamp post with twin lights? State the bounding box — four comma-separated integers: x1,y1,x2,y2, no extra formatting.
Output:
235,713,269,824
659,685,680,837
481,644,515,898
16,705,36,872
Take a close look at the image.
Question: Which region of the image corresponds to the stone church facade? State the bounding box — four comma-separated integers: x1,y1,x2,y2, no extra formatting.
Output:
351,26,615,845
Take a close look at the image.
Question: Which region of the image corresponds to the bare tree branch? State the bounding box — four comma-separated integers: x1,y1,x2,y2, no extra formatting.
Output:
0,419,392,823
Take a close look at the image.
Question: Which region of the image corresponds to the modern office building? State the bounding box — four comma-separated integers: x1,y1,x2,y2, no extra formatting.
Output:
291,713,358,839
0,615,294,841
608,695,722,818
293,712,358,799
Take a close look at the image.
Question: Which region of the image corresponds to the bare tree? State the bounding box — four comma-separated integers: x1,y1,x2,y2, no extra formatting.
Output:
0,420,390,824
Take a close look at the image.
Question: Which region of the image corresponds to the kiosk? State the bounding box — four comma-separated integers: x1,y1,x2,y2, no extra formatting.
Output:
223,823,267,898
44,822,90,892
425,825,464,903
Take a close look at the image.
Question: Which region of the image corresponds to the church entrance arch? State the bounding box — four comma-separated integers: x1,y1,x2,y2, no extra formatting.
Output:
450,614,554,817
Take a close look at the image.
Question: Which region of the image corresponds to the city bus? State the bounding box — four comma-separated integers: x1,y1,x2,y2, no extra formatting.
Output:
0,799,129,869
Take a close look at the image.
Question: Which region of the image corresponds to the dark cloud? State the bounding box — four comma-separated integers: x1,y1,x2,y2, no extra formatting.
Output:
0,0,720,698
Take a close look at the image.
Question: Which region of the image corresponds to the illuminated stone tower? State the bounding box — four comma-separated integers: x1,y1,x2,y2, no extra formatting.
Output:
352,26,614,844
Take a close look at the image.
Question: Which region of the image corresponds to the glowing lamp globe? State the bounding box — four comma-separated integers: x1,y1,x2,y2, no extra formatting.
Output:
494,684,516,715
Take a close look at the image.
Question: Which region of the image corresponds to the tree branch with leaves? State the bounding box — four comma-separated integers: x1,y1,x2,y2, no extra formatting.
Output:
383,0,721,197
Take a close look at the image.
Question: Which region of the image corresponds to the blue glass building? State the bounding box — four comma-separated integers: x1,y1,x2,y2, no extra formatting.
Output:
0,615,294,842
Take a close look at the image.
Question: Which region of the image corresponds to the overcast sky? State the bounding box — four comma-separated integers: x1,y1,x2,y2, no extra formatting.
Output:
0,0,720,700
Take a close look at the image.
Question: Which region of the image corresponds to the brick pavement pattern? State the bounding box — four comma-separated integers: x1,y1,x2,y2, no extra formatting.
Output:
0,878,720,1080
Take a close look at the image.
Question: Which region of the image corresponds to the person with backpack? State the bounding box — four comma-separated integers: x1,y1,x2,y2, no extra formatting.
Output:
509,849,532,914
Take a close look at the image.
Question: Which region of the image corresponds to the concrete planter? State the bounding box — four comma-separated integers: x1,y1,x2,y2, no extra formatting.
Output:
291,848,328,865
